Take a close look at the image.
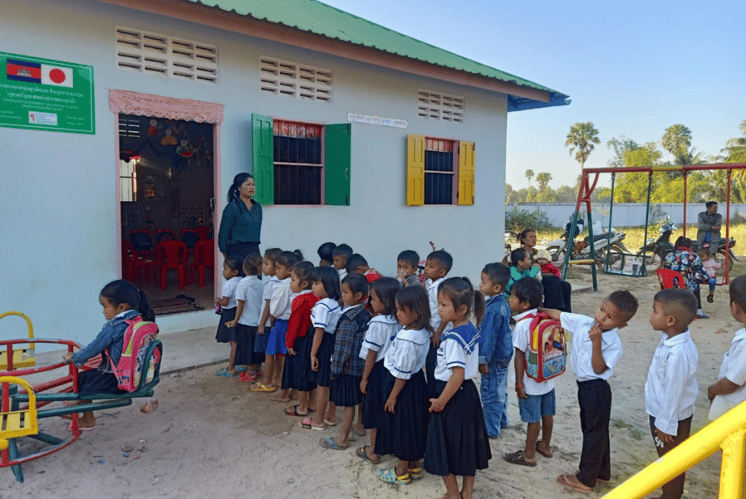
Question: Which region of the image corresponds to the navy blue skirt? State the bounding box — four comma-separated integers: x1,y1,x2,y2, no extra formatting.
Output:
330,374,363,407
305,333,334,387
362,360,386,429
375,369,429,461
254,325,269,354
235,324,264,366
281,333,317,392
424,379,491,477
215,308,237,343
77,369,126,397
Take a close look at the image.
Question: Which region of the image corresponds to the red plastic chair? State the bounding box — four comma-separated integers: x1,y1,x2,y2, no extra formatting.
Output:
656,269,687,290
191,239,215,288
156,241,188,290
155,229,177,245
194,226,211,240
122,240,156,283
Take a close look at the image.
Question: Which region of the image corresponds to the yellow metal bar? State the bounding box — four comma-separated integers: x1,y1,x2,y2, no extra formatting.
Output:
567,259,596,265
719,428,746,499
651,165,684,171
0,312,36,370
603,400,746,499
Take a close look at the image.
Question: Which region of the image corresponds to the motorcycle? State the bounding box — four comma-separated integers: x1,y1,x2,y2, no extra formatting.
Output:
637,222,738,272
546,220,630,270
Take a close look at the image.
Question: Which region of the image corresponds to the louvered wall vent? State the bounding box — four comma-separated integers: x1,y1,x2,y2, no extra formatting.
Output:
116,27,218,84
260,57,332,102
418,90,465,123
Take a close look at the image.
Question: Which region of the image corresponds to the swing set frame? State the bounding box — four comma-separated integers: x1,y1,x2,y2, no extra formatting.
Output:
562,163,746,291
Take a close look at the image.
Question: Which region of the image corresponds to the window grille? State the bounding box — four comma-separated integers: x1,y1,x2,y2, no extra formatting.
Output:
116,27,218,84
273,120,324,205
417,90,464,123
260,57,332,102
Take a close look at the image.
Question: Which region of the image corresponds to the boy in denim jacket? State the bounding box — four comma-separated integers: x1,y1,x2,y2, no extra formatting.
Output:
478,263,513,438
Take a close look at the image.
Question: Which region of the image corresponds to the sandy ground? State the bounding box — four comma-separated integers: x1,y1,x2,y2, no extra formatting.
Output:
2,270,734,498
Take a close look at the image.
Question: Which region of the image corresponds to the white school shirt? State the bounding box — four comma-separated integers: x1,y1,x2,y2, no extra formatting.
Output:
434,323,480,382
360,315,401,362
426,277,445,331
235,275,264,326
269,278,296,320
561,312,623,382
714,328,746,411
644,329,699,435
311,297,342,334
220,276,242,309
262,276,280,326
512,309,554,396
383,327,431,380
337,267,348,282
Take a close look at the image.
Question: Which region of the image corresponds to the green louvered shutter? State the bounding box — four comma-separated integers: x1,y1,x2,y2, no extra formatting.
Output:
324,124,351,205
252,114,274,205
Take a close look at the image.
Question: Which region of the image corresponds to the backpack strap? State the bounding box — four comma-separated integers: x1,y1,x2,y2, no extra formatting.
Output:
106,315,143,370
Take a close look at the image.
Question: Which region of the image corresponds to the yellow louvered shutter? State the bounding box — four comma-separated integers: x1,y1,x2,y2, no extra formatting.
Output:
406,135,425,205
458,141,475,205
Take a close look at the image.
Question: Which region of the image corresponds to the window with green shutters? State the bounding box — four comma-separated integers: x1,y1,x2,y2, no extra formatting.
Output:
251,114,351,206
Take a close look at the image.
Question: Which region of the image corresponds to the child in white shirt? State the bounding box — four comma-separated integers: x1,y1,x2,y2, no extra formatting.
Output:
423,250,452,382
708,275,746,418
226,254,265,382
644,289,699,499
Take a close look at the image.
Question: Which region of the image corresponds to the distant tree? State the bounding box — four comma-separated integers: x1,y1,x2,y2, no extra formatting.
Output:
525,169,534,189
566,122,601,171
505,183,516,204
555,185,577,203
723,120,746,164
606,136,638,168
661,124,693,165
535,186,557,202
536,172,552,192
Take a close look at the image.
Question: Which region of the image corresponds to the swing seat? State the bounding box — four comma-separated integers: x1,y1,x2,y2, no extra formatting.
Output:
0,312,35,370
0,376,38,451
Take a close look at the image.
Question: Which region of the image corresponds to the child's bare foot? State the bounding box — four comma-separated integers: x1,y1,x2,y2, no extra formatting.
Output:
352,423,366,437
273,392,292,402
140,400,159,414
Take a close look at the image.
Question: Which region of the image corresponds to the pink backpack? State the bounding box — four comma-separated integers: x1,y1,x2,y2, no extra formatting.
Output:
107,316,160,392
523,312,566,383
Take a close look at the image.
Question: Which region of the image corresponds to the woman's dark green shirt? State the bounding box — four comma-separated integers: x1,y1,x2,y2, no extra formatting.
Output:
218,199,262,254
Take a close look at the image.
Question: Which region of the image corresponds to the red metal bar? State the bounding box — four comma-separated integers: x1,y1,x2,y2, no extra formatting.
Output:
683,171,688,238
581,163,746,175
726,169,732,284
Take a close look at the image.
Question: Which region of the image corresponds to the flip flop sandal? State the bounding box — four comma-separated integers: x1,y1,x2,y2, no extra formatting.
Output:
377,467,410,485
356,445,381,464
298,417,325,431
324,418,338,426
557,474,592,493
284,405,308,416
574,470,609,484
707,295,714,303
503,450,537,467
216,368,236,377
352,426,367,437
536,442,553,458
67,422,95,432
235,366,248,372
319,436,347,450
408,467,423,480
250,382,276,392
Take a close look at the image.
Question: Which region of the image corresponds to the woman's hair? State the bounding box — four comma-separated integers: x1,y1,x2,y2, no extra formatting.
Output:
674,236,693,249
518,228,536,244
263,247,282,262
317,242,337,264
227,173,253,203
100,279,155,322
510,248,529,267
275,249,304,268
242,253,263,276
342,273,369,299
292,261,315,289
370,277,400,316
395,286,432,331
438,277,485,326
224,255,245,276
311,266,341,300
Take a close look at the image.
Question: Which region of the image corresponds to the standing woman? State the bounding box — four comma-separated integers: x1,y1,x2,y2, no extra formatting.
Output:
218,173,263,260
518,229,572,312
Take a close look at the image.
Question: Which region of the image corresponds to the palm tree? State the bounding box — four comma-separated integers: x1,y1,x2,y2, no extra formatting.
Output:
565,122,601,171
723,120,746,163
661,124,693,165
536,172,552,193
525,169,534,189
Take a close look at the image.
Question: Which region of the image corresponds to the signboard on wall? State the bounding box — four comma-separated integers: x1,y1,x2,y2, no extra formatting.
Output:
0,52,94,134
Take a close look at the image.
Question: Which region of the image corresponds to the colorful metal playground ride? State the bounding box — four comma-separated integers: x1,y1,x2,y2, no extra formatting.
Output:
0,311,162,483
562,163,746,291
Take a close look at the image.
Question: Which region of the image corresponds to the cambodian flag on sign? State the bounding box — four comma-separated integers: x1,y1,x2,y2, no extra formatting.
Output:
6,59,73,87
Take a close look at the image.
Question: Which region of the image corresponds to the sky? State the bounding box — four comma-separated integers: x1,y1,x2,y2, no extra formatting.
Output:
320,0,746,190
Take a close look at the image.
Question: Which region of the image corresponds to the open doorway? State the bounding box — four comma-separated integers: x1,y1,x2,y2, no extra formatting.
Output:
118,113,215,316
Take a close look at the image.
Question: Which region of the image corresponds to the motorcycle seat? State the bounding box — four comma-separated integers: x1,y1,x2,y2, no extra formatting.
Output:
584,233,613,243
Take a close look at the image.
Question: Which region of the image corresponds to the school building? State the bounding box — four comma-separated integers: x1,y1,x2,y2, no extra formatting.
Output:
0,0,569,345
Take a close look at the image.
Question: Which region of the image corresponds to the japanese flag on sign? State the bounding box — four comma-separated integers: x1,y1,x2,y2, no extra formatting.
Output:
40,64,73,87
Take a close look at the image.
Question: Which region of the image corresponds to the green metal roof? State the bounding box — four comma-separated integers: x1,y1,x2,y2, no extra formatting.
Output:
183,0,570,111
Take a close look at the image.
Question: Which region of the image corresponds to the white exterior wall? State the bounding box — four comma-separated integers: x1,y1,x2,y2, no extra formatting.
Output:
0,0,507,346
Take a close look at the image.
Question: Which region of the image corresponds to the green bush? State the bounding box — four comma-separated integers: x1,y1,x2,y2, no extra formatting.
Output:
505,205,556,232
